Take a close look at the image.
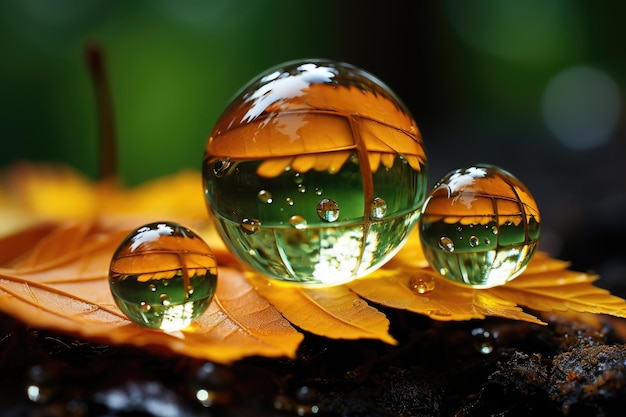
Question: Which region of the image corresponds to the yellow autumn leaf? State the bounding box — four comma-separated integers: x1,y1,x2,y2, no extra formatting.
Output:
2,162,626,365
247,272,397,344
350,231,626,323
0,220,303,363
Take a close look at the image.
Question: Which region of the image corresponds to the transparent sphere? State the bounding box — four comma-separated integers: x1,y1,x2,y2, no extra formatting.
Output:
109,222,218,330
419,164,541,288
203,59,428,286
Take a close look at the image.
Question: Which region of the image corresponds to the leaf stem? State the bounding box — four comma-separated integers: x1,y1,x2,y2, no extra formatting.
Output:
85,42,117,182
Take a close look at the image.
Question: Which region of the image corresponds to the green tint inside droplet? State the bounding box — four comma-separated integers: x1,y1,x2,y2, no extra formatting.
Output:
109,222,218,330
419,164,541,288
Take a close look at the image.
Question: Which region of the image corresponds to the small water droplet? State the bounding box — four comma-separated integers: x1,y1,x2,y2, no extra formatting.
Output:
258,190,273,204
471,327,495,354
187,286,195,296
140,301,152,312
352,299,362,307
370,197,387,219
289,215,307,229
315,187,323,196
293,172,304,184
213,159,231,178
149,284,157,292
285,197,294,206
316,198,340,222
409,274,436,294
160,294,172,306
297,184,306,193
469,235,479,247
483,237,491,245
240,218,261,234
456,226,463,232
491,225,499,235
438,236,455,252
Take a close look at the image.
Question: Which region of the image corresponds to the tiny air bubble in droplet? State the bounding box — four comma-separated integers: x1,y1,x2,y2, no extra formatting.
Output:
213,159,231,178
109,221,218,330
316,198,340,222
438,236,455,252
240,218,261,234
289,215,307,229
258,190,273,204
370,197,387,219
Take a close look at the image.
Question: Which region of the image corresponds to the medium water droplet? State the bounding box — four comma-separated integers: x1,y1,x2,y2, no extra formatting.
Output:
140,301,152,312
316,198,340,222
438,236,455,252
409,274,436,294
491,225,499,235
297,184,306,193
258,190,273,204
149,284,157,292
289,215,307,229
187,286,195,296
213,159,231,178
469,235,480,247
370,197,387,219
285,197,294,206
293,172,304,184
240,218,261,234
315,187,323,196
352,299,362,307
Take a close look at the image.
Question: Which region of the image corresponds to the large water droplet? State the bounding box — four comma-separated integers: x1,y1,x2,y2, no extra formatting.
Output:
316,198,340,222
240,218,261,234
202,60,429,285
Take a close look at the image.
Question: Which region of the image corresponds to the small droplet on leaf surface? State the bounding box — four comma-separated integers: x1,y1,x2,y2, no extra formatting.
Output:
203,59,428,285
109,221,218,330
419,164,541,288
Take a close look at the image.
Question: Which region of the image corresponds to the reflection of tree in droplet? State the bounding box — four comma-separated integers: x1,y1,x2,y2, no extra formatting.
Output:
316,198,340,222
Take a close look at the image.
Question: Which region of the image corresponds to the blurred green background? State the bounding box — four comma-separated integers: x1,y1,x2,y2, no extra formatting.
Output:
1,0,626,292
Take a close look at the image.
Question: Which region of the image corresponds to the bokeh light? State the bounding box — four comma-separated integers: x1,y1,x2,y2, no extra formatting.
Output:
542,66,621,150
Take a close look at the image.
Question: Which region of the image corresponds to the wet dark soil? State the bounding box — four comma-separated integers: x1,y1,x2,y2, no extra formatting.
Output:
1,308,625,417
